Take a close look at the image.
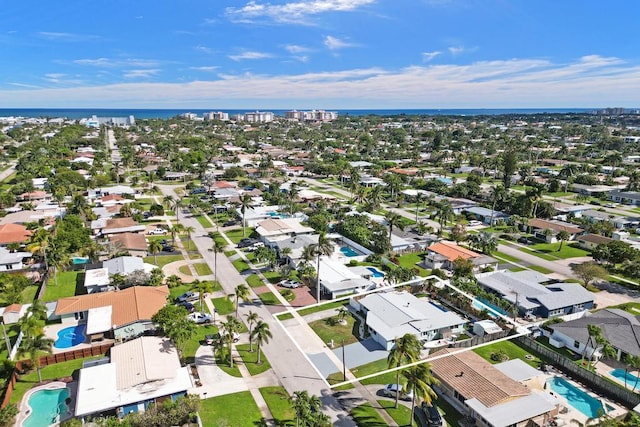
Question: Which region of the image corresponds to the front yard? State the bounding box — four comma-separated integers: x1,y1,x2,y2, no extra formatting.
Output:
521,242,590,260
308,315,359,348
199,391,262,426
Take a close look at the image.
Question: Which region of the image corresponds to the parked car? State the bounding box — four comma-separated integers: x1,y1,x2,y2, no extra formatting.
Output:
237,238,260,248
223,220,238,227
177,301,195,313
148,228,166,235
278,280,301,289
467,220,483,227
176,291,200,303
414,402,443,427
517,236,530,244
382,384,413,401
245,242,265,251
162,245,175,252
205,332,239,345
187,312,212,324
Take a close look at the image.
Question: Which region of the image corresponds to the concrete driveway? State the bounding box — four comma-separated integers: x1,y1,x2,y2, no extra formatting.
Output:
333,338,388,371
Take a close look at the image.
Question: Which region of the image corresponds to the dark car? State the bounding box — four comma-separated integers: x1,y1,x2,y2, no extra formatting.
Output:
414,402,443,427
223,220,238,227
517,236,530,244
177,301,195,313
237,238,260,248
162,245,175,252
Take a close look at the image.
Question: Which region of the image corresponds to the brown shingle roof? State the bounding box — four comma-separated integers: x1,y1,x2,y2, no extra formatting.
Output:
429,349,529,407
105,217,139,229
577,233,615,245
528,218,583,234
55,286,169,328
109,233,147,251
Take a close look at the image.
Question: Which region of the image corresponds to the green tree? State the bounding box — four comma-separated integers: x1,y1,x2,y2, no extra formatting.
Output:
152,305,196,362
191,280,213,312
232,284,250,318
402,363,439,427
148,240,163,265
309,233,335,303
239,193,253,237
434,201,454,235
183,225,195,250
18,333,53,382
210,239,224,284
387,334,421,408
251,320,272,365
557,230,571,251
500,148,518,189
571,262,608,288
384,212,405,253
220,316,242,368
245,311,260,352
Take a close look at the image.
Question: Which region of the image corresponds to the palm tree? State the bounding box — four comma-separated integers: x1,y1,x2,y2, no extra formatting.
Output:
251,320,272,365
191,280,213,312
148,240,163,265
387,333,422,408
414,192,424,223
310,233,335,304
162,194,175,210
169,224,183,245
232,284,250,318
488,184,504,226
435,201,454,235
385,212,405,253
239,193,252,237
582,324,603,363
210,240,224,284
183,225,195,250
245,311,260,352
402,363,439,427
336,307,349,326
18,333,53,383
171,198,185,221
557,230,571,251
220,316,242,368
27,227,51,271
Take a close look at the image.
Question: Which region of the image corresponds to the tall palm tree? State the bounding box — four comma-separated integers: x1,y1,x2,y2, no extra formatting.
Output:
310,234,335,304
232,284,250,318
385,212,405,253
169,224,183,245
210,240,224,284
435,201,454,235
557,230,571,251
239,193,253,237
162,194,175,211
191,280,213,312
582,324,603,363
220,316,242,368
171,198,185,221
402,363,439,427
27,227,51,271
245,311,260,352
18,333,53,383
148,240,163,265
414,192,424,223
251,320,272,364
387,333,421,408
183,225,195,250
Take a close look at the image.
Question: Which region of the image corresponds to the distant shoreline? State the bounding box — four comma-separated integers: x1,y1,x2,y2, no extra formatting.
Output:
0,107,602,120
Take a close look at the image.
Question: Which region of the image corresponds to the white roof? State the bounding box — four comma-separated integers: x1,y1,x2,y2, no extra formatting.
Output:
86,306,112,334
495,359,543,382
75,337,192,417
318,257,361,285
84,268,110,288
465,391,558,426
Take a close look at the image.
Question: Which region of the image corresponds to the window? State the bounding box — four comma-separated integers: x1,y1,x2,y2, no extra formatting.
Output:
574,340,580,349
75,312,85,320
5,264,12,270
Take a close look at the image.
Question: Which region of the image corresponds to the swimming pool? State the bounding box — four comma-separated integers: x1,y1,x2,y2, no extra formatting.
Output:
54,324,86,349
366,267,385,278
24,387,70,427
610,369,640,389
471,299,509,318
71,257,89,265
340,246,360,257
547,376,612,418
267,211,290,218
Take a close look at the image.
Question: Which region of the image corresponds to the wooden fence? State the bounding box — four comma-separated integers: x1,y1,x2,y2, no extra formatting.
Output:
1,342,113,409
517,336,640,409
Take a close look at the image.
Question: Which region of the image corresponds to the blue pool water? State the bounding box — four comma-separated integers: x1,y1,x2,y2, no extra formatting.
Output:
24,387,70,427
366,267,385,278
471,299,509,318
611,369,640,389
436,177,453,185
71,257,89,265
340,246,360,257
54,324,86,349
267,211,290,218
547,376,610,418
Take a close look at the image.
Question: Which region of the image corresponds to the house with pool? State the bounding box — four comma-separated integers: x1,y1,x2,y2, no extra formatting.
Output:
351,291,467,350
254,217,315,241
53,285,169,344
475,270,595,319
421,241,497,273
429,349,561,427
74,336,192,420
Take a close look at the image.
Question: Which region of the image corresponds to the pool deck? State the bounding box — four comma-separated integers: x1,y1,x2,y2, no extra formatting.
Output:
16,381,76,427
44,322,114,355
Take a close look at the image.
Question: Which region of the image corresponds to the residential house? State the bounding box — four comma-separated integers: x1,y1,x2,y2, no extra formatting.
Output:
318,257,375,299
549,308,640,361
0,223,32,246
576,233,615,250
108,233,148,257
353,291,467,350
463,206,509,225
54,285,169,342
103,256,154,276
84,268,112,294
74,336,192,419
266,234,319,267
429,349,559,427
91,217,146,236
475,270,595,318
421,241,497,272
0,247,32,271
609,190,640,206
254,218,315,241
527,218,583,243
0,303,30,324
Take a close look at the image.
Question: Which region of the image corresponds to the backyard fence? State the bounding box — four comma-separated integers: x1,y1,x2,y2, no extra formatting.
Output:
450,330,511,348
517,336,640,409
0,342,113,409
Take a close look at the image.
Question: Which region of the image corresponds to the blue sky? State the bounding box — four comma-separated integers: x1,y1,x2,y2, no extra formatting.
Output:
2,0,640,109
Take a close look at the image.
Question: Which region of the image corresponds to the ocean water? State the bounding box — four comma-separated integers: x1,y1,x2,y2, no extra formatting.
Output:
0,108,595,120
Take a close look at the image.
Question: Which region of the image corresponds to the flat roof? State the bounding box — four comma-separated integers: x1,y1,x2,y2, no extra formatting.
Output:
465,391,558,426
494,359,543,382
86,306,112,335
84,268,110,288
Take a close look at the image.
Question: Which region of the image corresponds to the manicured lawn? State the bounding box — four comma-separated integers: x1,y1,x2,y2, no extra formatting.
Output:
193,262,212,276
350,403,387,426
612,301,640,315
260,386,294,426
212,297,235,315
263,270,285,283
258,291,279,306
524,242,591,260
143,254,184,268
237,343,271,376
276,312,294,321
232,258,251,273
199,391,262,426
183,323,219,363
195,215,213,228
246,274,264,288
43,270,80,302
395,253,430,277
494,251,522,264
10,358,99,405
529,265,553,274
473,340,541,368
308,315,359,348
298,300,347,317
326,371,355,389
353,358,396,385
508,266,526,272
378,399,412,426
178,265,193,276
19,284,39,304
434,395,465,426
225,228,254,244
168,281,221,301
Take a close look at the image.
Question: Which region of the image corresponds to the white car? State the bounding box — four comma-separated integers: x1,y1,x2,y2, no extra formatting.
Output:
467,220,483,227
382,384,413,401
187,312,212,324
148,228,166,235
278,280,301,289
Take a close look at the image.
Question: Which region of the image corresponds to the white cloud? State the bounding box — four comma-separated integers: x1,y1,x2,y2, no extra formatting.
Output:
37,32,101,42
285,44,310,54
229,51,273,61
448,46,465,55
194,45,213,54
422,51,441,62
324,35,356,50
226,0,375,24
123,69,160,78
4,55,640,108
73,58,160,68
189,66,219,71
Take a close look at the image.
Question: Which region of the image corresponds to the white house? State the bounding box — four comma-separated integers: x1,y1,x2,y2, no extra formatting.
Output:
0,247,32,271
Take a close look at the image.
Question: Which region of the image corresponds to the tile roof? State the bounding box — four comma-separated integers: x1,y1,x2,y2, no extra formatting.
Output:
105,217,139,229
427,241,481,261
429,349,529,407
109,233,147,250
528,218,583,234
0,223,32,244
55,286,169,328
577,233,615,245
